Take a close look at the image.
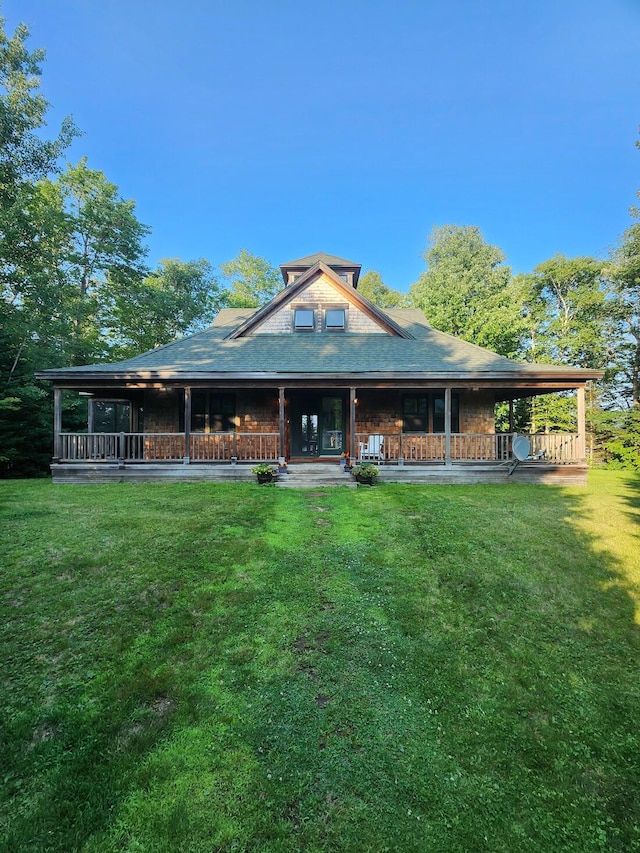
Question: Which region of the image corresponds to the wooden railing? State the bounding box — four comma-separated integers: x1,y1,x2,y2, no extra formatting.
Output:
58,431,582,465
355,432,583,464
59,432,279,463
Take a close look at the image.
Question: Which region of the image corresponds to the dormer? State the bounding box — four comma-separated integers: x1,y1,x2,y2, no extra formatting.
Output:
280,252,361,289
227,256,413,340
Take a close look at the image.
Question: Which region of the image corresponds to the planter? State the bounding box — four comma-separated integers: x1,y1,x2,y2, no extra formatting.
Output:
355,473,375,485
257,473,273,484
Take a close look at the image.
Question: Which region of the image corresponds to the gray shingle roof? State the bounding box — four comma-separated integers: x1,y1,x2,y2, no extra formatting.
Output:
37,307,600,383
280,252,361,269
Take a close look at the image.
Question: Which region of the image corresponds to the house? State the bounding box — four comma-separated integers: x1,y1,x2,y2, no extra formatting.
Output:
37,252,602,484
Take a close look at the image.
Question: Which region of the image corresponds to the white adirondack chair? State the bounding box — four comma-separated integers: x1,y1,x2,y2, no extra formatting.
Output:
359,434,384,462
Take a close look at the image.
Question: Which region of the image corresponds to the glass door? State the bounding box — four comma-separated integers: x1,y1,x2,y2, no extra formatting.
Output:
291,395,345,457
300,413,319,455
320,396,343,454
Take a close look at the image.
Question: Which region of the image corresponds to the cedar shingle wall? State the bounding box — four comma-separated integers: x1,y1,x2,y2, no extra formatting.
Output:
254,275,385,334
459,391,495,433
144,390,181,432
237,391,278,433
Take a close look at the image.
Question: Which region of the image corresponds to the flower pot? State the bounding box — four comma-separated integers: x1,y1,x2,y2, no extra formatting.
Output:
355,474,375,485
257,473,273,484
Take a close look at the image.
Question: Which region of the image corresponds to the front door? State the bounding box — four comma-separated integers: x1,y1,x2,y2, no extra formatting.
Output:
291,395,345,457
300,412,319,455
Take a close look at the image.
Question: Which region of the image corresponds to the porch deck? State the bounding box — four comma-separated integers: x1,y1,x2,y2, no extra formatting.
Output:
50,461,588,486
51,446,587,488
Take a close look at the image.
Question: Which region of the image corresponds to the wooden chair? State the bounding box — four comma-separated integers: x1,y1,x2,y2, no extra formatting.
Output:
358,434,384,462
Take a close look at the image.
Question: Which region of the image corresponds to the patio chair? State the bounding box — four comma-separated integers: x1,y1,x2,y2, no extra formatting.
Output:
358,434,384,462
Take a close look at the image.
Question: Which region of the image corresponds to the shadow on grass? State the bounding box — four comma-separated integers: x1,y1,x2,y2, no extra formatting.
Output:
1,480,639,852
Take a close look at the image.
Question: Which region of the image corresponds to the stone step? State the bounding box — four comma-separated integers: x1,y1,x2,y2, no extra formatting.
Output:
276,474,357,488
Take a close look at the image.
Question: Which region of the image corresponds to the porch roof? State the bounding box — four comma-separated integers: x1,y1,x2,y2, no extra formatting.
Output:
37,308,602,388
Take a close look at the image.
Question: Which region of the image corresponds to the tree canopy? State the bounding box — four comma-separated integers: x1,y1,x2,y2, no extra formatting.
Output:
357,270,405,308
408,225,523,357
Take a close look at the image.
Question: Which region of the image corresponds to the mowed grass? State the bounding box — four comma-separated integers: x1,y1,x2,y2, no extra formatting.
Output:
1,471,639,852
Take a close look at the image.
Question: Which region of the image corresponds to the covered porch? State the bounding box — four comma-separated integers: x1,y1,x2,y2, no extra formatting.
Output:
48,379,590,484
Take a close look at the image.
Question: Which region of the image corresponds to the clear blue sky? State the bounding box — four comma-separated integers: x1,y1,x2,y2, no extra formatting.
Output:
5,0,640,292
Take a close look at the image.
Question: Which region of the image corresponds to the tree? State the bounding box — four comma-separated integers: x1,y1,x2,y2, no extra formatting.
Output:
357,270,405,308
0,16,77,475
219,248,281,307
0,17,77,288
609,137,640,407
108,258,222,357
408,225,523,357
517,255,614,369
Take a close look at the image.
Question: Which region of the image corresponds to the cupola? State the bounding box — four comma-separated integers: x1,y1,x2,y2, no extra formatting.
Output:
280,252,361,288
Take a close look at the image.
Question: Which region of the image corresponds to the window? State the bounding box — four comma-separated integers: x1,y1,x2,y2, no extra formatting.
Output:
325,308,346,331
433,393,459,433
188,392,235,432
403,394,459,433
403,396,428,432
93,400,131,432
294,308,315,331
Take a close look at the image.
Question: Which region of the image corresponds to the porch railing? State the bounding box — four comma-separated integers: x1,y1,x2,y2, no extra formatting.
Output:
58,432,279,463
57,431,582,465
355,432,582,465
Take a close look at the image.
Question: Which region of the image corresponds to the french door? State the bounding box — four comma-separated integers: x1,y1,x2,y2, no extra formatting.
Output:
291,395,344,457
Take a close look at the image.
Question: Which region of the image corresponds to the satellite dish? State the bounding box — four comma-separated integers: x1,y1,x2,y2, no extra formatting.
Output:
512,435,531,462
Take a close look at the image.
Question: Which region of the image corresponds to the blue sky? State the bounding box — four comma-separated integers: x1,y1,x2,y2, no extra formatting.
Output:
5,0,640,292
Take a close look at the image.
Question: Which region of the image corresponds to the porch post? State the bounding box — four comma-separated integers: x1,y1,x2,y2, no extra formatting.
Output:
577,385,586,463
508,399,514,433
87,397,95,433
278,387,286,458
349,387,356,461
53,387,62,463
444,386,452,466
183,387,191,465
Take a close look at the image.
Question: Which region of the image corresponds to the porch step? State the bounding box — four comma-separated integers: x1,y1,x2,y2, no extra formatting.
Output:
276,463,357,488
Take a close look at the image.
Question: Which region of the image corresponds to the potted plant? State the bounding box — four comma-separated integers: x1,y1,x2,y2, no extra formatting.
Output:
252,462,275,484
352,462,379,485
339,452,353,472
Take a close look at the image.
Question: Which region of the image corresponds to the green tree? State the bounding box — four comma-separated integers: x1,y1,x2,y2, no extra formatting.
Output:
609,147,640,407
0,16,77,475
408,225,523,357
108,258,222,357
220,248,281,307
357,270,405,308
0,17,76,289
519,254,613,370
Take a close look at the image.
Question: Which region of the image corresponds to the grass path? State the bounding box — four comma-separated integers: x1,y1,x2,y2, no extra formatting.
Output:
1,472,639,851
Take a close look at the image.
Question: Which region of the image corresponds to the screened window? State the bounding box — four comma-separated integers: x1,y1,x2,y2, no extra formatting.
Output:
325,308,346,331
294,308,315,331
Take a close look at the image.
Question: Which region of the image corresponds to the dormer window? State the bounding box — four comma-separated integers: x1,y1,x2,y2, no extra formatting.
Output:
294,308,315,331
325,308,346,331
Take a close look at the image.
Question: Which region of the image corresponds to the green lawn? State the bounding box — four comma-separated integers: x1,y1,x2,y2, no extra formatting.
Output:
1,471,639,852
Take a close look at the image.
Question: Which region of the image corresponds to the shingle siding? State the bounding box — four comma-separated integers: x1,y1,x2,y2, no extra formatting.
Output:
253,275,385,335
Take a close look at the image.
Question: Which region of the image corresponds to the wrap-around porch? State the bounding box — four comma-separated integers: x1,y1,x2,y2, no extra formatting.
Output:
49,382,588,483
